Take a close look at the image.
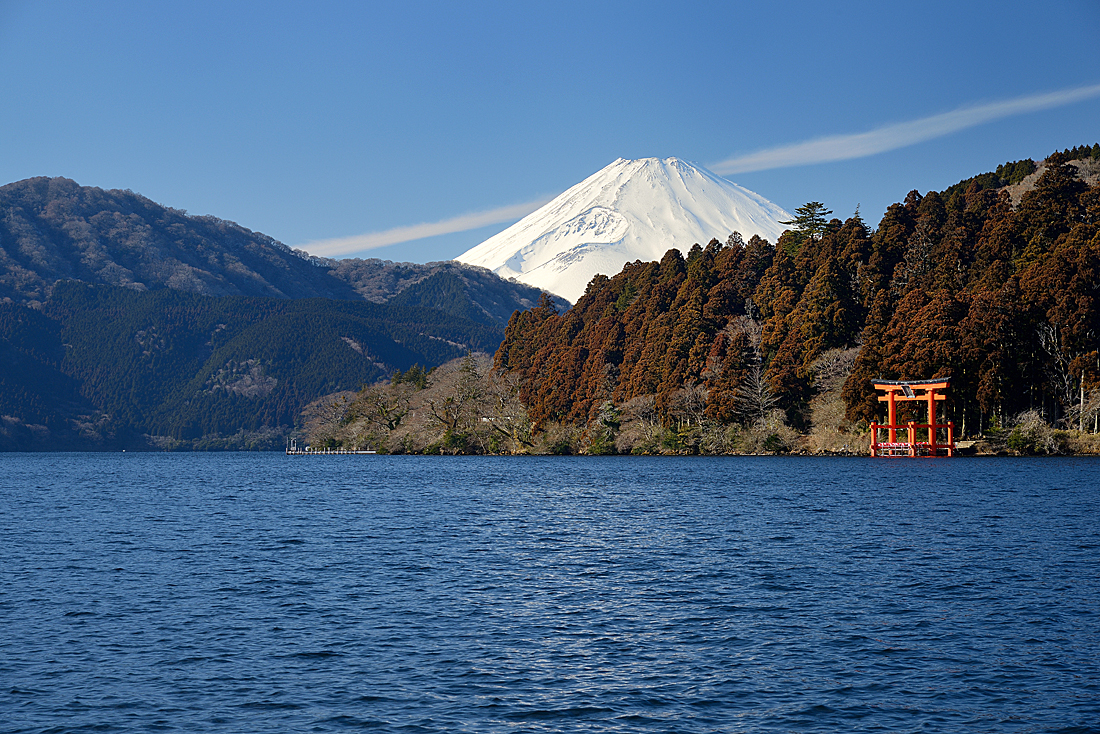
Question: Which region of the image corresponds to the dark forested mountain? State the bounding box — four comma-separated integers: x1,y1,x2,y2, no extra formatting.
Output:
496,147,1100,438
0,303,97,431
0,175,569,450
0,176,565,322
0,281,503,450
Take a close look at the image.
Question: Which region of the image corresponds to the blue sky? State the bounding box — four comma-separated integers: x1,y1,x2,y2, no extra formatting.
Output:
2,0,1098,263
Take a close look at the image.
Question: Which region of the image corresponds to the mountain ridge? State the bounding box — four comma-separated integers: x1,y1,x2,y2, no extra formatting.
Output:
0,176,566,323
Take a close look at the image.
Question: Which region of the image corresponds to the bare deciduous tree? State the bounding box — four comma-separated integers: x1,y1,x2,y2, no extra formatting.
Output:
1038,323,1078,420
484,368,534,450
669,383,709,427
736,362,778,427
354,383,414,431
811,347,860,394
426,353,487,433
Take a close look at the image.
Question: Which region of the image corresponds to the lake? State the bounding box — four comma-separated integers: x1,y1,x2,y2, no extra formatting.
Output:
2,454,1098,732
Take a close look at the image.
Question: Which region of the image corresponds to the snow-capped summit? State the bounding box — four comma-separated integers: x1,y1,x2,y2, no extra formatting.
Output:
455,157,791,302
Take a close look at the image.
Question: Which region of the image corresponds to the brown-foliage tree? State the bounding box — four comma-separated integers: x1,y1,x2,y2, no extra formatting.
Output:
495,147,1100,438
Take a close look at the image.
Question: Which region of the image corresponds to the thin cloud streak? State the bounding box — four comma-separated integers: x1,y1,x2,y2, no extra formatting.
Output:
712,83,1100,175
302,197,553,258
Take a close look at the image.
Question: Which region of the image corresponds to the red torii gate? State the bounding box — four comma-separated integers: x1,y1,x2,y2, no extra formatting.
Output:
869,378,955,457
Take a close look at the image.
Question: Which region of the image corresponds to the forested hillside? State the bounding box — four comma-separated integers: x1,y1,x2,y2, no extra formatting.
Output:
0,282,503,450
0,176,565,322
495,147,1100,445
0,175,569,450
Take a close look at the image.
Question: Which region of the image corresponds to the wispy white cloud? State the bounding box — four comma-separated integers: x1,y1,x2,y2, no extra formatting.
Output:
301,197,552,258
711,83,1100,175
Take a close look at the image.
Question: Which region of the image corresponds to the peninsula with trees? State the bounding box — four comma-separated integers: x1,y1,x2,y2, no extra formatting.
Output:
306,147,1100,456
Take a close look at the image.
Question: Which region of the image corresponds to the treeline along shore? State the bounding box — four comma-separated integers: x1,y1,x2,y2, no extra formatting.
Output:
306,147,1100,456
2,147,1099,453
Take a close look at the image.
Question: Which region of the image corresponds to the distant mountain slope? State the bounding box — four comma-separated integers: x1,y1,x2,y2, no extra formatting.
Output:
0,281,504,450
0,303,96,429
456,157,791,301
0,176,561,323
328,259,571,318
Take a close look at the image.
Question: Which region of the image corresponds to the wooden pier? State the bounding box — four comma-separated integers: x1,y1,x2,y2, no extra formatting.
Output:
286,439,376,455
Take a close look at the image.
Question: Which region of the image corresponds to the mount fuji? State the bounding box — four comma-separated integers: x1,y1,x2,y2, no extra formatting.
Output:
455,157,791,302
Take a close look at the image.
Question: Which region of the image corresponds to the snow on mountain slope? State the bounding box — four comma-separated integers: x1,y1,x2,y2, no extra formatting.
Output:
455,157,791,302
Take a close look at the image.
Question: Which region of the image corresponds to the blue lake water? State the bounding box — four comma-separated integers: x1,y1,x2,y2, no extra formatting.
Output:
1,454,1098,733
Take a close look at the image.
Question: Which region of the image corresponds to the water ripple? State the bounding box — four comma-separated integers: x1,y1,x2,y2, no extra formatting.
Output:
1,454,1098,732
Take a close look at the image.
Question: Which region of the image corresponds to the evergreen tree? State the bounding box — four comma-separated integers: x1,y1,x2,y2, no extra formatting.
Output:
779,201,833,246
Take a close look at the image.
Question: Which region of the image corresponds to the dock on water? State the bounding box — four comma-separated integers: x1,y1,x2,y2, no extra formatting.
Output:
286,439,376,455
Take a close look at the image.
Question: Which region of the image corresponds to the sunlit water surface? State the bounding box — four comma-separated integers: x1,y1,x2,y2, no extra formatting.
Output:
2,454,1098,733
